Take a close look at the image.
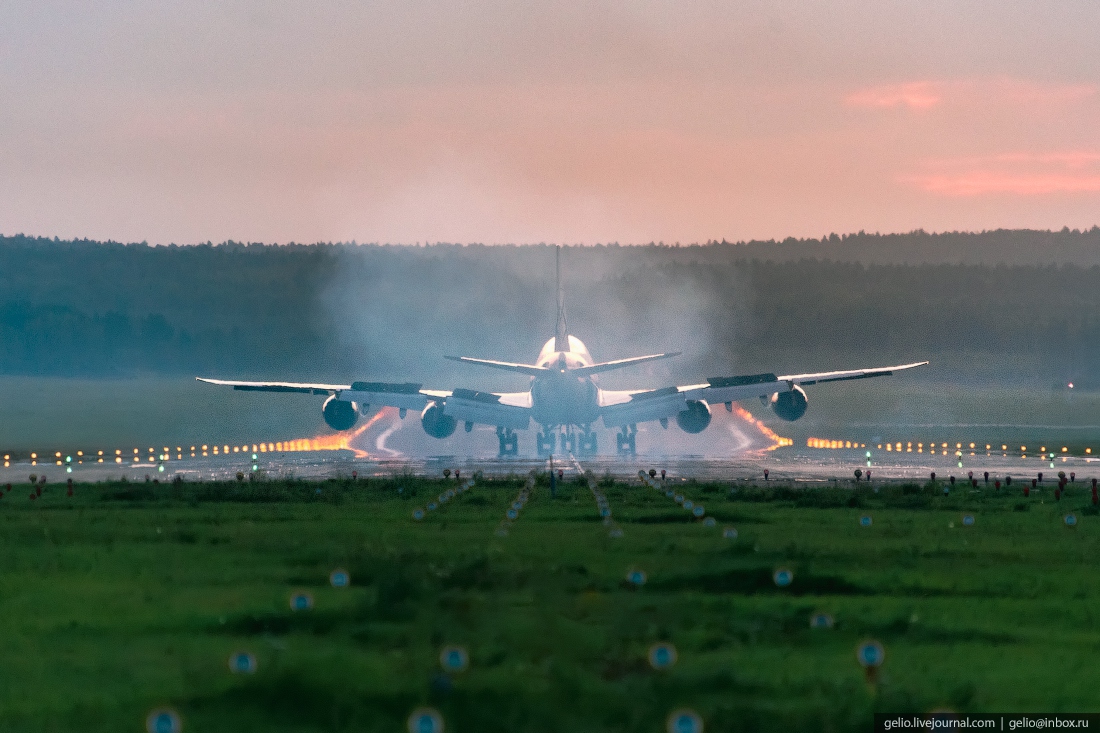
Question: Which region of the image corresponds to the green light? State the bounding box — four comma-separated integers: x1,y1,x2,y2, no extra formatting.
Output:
957,461,962,468
252,453,257,460
157,465,164,472
65,456,71,463
66,467,72,473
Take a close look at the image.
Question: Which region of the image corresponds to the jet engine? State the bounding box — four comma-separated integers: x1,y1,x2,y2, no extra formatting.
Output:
770,386,808,421
676,400,712,434
421,402,457,439
322,395,358,431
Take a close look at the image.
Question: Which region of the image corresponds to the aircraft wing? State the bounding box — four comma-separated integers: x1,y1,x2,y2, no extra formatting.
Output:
775,361,929,385
440,389,532,430
196,377,350,395
197,377,532,430
344,382,532,430
599,361,928,427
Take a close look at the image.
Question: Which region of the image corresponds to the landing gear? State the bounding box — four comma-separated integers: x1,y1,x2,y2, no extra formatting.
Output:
496,426,518,457
616,425,637,456
578,428,598,456
536,429,557,457
561,430,578,455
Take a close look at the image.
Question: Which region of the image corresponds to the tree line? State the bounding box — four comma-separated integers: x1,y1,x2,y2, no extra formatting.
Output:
1,232,1098,386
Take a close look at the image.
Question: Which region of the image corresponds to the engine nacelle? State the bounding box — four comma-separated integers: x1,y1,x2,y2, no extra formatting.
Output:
770,386,808,421
676,400,712,434
421,402,457,439
322,395,358,431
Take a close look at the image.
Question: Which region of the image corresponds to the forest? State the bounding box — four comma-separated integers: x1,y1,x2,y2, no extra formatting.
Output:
1,229,1098,387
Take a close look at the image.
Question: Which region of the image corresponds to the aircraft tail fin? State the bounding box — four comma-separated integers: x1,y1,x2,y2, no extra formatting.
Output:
554,245,569,352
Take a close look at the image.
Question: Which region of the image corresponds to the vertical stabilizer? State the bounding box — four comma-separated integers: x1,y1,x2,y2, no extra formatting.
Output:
554,246,569,352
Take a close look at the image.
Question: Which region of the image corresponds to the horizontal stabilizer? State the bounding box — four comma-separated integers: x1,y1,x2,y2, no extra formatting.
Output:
444,356,549,376
569,352,681,377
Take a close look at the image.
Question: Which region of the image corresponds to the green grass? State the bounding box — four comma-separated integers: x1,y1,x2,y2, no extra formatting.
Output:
1,474,1098,731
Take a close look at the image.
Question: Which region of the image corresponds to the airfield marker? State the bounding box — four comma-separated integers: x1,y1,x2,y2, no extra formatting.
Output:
810,612,834,629
289,592,314,611
648,642,678,670
773,568,794,588
439,646,469,673
665,708,703,733
723,527,738,539
228,651,257,675
146,708,182,733
406,707,445,733
856,640,886,685
496,475,533,536
1065,514,1078,527
859,515,872,527
962,514,975,526
626,569,647,587
329,569,350,588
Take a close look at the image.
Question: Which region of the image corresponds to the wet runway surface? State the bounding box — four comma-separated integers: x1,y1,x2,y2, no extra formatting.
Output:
4,405,1098,484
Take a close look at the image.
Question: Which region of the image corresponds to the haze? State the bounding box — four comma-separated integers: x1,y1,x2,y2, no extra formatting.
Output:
2,2,1098,245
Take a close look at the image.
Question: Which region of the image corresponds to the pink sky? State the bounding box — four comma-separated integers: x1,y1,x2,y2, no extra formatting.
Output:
1,2,1098,244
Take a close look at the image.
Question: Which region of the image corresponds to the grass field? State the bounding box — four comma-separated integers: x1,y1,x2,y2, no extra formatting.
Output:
1,472,1098,732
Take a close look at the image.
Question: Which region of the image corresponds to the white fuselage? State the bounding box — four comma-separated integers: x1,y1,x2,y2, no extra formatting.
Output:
529,335,601,427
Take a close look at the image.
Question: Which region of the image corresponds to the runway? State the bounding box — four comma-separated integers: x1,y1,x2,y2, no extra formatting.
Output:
3,405,1098,485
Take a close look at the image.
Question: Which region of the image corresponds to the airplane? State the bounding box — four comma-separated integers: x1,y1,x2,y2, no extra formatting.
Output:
198,247,927,457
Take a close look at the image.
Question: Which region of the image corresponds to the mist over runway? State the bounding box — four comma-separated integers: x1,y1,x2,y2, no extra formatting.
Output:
5,404,1097,486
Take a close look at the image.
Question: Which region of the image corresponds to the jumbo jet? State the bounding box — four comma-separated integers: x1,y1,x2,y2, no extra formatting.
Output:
199,248,927,457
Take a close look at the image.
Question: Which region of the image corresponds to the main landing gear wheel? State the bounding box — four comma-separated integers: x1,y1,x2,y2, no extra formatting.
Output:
615,425,637,456
536,430,557,457
496,427,518,457
578,429,598,456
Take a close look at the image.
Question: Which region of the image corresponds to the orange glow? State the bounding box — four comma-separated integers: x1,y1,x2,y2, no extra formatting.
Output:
287,408,390,458
731,405,792,451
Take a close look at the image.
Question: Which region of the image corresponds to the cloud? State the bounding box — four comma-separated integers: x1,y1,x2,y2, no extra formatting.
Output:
845,78,1097,112
845,82,942,110
903,151,1100,197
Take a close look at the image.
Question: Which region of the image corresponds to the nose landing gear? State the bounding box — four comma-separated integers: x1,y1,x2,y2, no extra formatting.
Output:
615,425,637,456
496,426,518,457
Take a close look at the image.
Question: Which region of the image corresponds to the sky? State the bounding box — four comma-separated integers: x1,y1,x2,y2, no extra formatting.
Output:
1,1,1098,245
